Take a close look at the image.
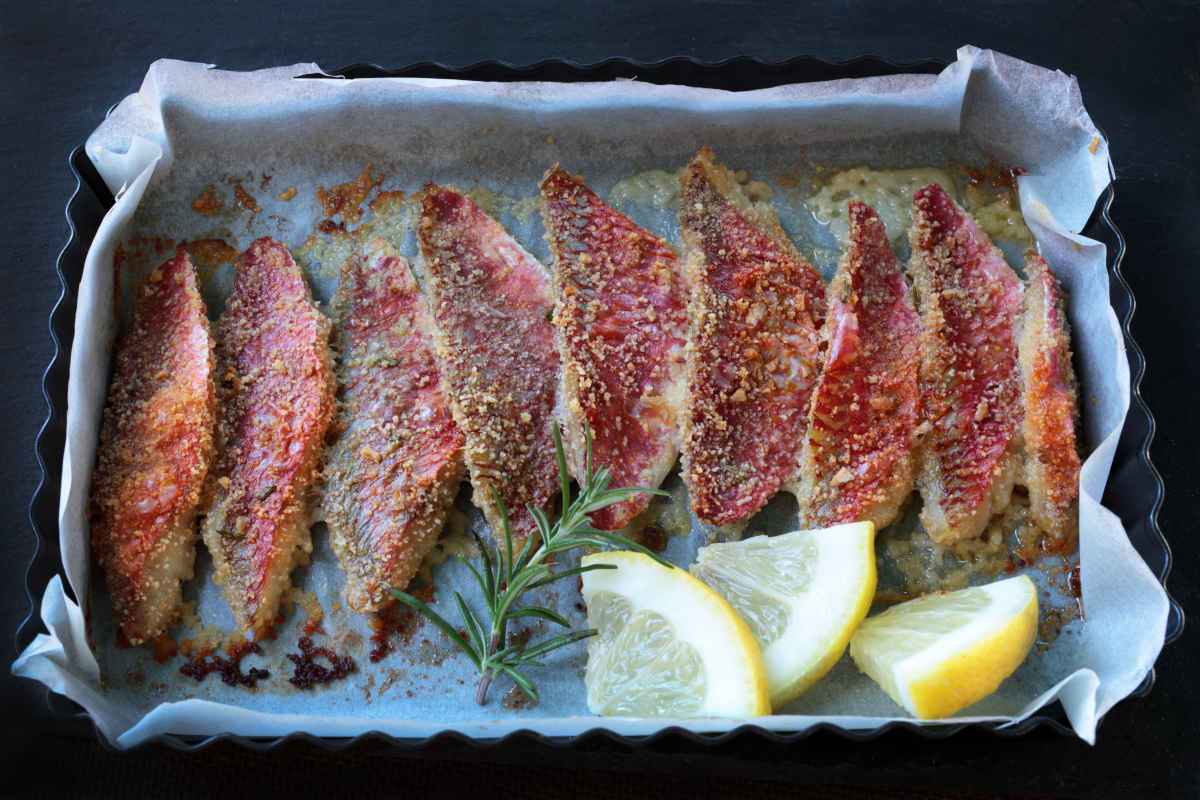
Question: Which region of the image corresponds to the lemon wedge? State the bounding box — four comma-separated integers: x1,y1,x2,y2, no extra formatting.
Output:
849,574,1038,719
580,551,769,718
689,521,877,708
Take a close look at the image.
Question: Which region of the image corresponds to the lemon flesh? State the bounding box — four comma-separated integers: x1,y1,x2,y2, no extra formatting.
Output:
581,551,769,718
849,574,1038,719
690,521,876,708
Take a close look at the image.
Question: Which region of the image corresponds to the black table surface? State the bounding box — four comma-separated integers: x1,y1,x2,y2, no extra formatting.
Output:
3,1,1197,797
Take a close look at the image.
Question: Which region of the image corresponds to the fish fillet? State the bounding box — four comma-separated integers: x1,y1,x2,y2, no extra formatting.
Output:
202,238,335,637
679,148,826,528
540,165,688,530
324,236,466,612
90,249,215,646
417,185,560,542
1019,252,1081,548
909,184,1023,544
794,201,920,530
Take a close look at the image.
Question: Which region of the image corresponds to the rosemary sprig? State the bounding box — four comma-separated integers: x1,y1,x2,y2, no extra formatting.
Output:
392,422,670,705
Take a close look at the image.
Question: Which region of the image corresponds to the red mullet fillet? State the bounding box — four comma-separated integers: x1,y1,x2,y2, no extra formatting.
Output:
678,148,826,529
908,184,1023,544
1018,252,1081,548
324,236,466,612
417,185,560,542
202,238,335,637
90,249,215,646
794,201,921,529
540,165,687,530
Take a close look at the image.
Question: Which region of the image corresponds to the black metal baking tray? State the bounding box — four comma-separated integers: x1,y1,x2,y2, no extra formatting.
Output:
18,56,1183,752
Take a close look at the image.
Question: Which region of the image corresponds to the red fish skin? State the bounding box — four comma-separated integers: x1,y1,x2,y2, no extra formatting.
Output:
417,185,560,543
203,238,335,637
1019,252,1081,550
679,148,826,529
794,201,921,530
909,183,1024,544
324,236,466,612
90,248,215,646
540,165,688,530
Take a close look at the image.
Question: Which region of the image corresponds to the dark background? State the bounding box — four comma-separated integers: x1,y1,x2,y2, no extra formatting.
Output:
2,1,1197,797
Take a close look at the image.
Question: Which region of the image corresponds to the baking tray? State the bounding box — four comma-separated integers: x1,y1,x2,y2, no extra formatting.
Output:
17,56,1184,752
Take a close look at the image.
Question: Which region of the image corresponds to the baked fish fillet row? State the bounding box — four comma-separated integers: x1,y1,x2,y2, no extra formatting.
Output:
793,201,922,530
417,185,561,543
202,238,335,637
323,236,466,612
908,184,1025,545
678,148,827,531
540,165,688,530
90,249,215,646
94,177,1080,643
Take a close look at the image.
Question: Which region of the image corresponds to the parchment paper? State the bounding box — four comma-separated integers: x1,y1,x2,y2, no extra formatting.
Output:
13,46,1168,747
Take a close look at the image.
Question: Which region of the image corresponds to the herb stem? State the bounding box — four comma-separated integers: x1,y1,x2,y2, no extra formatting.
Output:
475,628,506,705
475,671,494,705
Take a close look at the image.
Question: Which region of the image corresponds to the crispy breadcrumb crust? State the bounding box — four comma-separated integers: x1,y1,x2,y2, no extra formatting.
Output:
540,165,687,530
1018,252,1081,547
793,201,920,529
908,184,1023,544
678,148,826,528
202,238,335,637
90,248,215,646
417,185,560,542
323,236,466,612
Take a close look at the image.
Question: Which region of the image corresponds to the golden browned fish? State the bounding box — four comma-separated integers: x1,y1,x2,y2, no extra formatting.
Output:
1019,252,1081,549
417,185,560,542
679,148,826,529
540,165,688,530
324,236,466,612
202,238,335,637
90,248,215,646
794,201,921,530
909,184,1024,544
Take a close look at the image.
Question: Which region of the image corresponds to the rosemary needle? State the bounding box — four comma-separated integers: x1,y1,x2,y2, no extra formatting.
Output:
392,422,671,705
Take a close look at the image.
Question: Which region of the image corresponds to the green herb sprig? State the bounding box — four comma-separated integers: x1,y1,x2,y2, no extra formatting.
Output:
392,423,670,705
